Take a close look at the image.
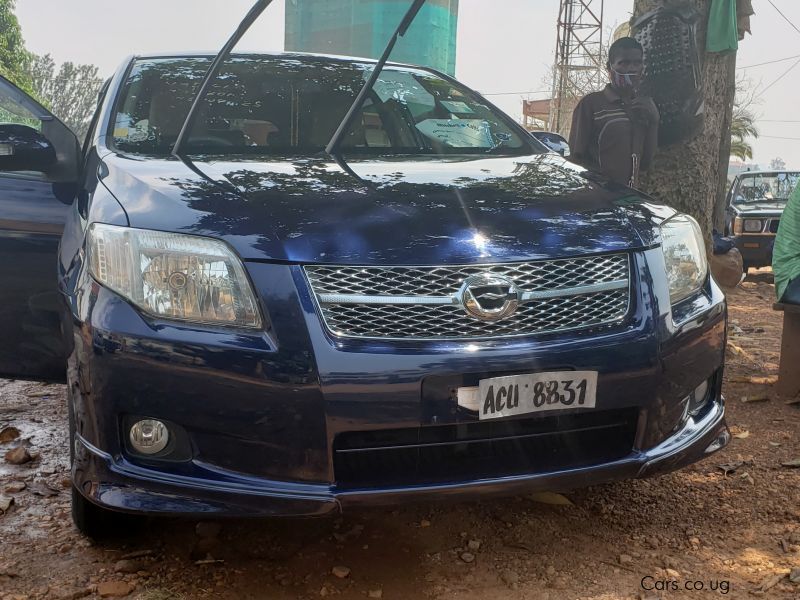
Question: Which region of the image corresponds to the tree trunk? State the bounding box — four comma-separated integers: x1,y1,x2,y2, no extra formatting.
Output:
713,54,737,232
632,0,737,244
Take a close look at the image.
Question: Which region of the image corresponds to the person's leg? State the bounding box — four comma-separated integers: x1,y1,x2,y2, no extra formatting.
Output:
781,277,800,304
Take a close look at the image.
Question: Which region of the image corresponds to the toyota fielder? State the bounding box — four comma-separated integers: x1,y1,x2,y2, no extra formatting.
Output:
0,6,728,538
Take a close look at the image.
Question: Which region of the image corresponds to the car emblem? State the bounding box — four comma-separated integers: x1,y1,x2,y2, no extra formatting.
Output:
459,275,521,322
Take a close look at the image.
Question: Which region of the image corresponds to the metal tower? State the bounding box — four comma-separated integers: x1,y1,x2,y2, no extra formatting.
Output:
549,0,605,135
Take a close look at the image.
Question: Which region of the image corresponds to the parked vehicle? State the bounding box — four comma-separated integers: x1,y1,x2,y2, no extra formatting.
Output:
724,170,800,272
0,11,728,536
530,131,570,157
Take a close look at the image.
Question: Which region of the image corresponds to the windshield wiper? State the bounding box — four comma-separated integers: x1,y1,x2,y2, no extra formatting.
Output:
171,0,424,185
172,0,275,161
325,0,426,157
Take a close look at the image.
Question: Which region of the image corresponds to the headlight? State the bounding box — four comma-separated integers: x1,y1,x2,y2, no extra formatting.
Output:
88,223,262,328
660,214,708,305
743,219,763,233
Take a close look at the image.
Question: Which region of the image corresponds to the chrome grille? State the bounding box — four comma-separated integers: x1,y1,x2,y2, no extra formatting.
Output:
305,254,629,297
304,254,631,340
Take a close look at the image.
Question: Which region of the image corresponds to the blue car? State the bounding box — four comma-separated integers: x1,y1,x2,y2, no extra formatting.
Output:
0,46,728,537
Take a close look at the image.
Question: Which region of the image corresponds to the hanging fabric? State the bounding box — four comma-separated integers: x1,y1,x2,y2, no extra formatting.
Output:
707,0,739,53
737,0,755,41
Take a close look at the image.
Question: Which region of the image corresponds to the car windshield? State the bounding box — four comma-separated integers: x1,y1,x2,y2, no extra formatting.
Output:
733,172,800,204
111,55,532,157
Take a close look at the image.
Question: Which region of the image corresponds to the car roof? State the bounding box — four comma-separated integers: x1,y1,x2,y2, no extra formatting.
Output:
131,50,424,71
737,170,800,177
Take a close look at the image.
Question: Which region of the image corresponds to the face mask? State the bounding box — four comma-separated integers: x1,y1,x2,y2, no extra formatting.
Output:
611,69,642,90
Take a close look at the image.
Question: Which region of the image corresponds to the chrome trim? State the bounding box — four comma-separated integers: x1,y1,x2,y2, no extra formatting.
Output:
317,294,459,305
304,254,632,340
459,274,521,322
318,279,628,305
521,279,628,300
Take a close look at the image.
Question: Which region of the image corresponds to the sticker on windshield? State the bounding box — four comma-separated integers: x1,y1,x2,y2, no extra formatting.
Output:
371,72,435,105
440,100,474,114
113,114,152,143
415,119,493,148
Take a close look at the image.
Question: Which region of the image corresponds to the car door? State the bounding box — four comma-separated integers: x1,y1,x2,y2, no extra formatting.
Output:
0,76,80,382
724,176,739,235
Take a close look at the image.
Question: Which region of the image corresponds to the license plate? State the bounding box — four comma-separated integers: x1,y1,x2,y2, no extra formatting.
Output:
457,371,598,420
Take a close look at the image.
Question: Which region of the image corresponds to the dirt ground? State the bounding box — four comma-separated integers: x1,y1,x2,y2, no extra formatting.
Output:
2,270,799,600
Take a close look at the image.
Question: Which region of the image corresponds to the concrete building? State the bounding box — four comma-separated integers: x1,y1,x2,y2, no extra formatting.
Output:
285,0,459,76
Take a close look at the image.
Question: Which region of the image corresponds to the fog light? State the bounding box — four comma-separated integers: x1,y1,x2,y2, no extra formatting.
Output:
705,430,730,454
694,380,708,401
688,380,710,416
129,419,169,455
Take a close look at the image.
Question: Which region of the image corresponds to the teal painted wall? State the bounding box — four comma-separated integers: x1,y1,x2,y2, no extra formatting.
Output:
285,0,459,75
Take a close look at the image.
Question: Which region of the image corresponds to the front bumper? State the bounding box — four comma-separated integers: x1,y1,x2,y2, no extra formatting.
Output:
66,249,729,517
735,234,775,267
73,397,728,516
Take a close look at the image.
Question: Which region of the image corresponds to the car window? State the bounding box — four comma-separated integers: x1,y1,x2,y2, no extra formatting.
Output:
733,173,800,204
110,56,532,157
0,89,50,180
0,96,43,132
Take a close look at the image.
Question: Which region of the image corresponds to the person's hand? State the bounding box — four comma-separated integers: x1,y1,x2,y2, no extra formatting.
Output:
629,97,658,125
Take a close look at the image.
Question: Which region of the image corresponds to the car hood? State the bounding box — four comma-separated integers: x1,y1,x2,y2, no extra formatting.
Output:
102,152,673,265
733,202,786,217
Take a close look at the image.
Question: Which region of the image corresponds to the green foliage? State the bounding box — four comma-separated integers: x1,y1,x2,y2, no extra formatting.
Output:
28,53,103,139
730,106,758,161
0,0,33,95
730,139,753,161
730,78,759,162
770,157,787,171
0,0,102,140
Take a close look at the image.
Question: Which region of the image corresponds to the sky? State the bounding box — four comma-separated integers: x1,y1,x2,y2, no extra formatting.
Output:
14,0,800,169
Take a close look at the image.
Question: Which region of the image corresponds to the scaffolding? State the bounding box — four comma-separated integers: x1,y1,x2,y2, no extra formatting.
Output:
549,0,605,135
285,0,459,76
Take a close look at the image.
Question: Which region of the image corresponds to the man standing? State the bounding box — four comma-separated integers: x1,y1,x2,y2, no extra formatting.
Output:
773,183,800,304
568,37,660,187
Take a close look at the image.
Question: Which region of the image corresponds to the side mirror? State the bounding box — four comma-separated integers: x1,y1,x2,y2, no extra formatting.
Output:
531,131,570,157
0,123,57,173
